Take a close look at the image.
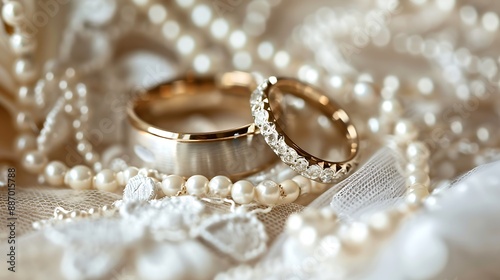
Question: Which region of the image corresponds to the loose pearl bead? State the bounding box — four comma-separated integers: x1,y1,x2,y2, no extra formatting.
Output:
44,161,67,186
10,33,36,55
185,175,208,196
116,167,139,186
279,179,300,204
292,175,311,195
94,169,118,192
208,175,232,197
255,180,280,206
14,58,37,83
161,175,185,196
64,165,93,190
231,180,255,204
14,133,36,154
406,170,430,187
2,1,25,26
15,111,34,131
22,150,48,174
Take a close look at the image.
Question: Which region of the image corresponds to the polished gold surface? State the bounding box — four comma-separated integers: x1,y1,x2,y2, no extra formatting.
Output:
251,77,359,183
127,72,277,179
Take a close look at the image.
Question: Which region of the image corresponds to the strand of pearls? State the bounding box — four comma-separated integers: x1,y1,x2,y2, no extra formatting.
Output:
40,152,327,206
32,205,117,230
8,1,329,208
280,122,431,269
2,0,42,158
287,2,500,181
217,117,431,279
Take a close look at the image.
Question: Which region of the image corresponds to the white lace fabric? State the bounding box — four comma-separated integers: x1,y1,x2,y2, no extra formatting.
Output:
0,187,121,240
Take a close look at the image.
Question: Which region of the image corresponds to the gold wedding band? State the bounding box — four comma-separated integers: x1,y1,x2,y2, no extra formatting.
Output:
127,72,277,179
250,76,359,183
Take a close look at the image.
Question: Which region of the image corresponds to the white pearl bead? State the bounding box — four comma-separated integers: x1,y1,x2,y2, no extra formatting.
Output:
476,126,493,144
353,81,377,104
191,4,212,27
44,161,67,186
255,180,280,206
17,86,37,107
14,58,37,83
22,151,48,174
311,181,329,194
84,152,98,164
64,166,93,190
208,175,232,197
76,141,91,153
405,188,429,208
406,141,430,161
116,167,139,186
161,175,185,196
339,222,371,248
94,169,118,192
231,180,255,204
15,111,34,131
14,133,36,154
176,34,196,56
380,99,403,118
10,33,36,55
292,175,311,195
2,1,24,26
209,18,228,40
406,162,430,174
273,50,290,68
279,179,300,204
368,211,394,233
298,226,318,247
185,175,208,196
394,120,418,141
406,171,430,187
286,213,304,233
229,30,247,49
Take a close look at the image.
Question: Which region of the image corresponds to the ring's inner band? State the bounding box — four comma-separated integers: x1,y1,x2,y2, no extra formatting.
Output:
268,79,358,163
132,73,256,137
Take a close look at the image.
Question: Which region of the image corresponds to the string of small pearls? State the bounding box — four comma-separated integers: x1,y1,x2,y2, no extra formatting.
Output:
2,0,42,158
287,3,500,181
283,119,431,262
135,0,294,74
25,102,330,206
10,0,329,207
159,173,326,206
32,205,116,230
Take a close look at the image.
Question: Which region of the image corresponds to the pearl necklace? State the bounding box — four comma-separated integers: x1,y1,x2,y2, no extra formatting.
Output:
2,0,41,156
5,0,329,209
13,0,424,209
